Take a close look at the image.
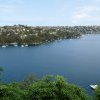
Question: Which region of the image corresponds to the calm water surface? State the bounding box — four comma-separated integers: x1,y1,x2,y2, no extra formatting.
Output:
0,34,100,93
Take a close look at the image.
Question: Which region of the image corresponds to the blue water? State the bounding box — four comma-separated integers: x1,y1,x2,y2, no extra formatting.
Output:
0,34,100,93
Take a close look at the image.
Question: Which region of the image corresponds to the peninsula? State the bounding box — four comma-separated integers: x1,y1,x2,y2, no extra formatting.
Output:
0,25,100,46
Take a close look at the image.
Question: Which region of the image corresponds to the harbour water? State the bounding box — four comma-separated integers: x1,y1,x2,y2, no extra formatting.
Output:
0,34,100,93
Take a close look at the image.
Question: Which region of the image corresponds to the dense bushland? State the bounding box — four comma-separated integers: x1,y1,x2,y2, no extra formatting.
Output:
0,67,100,100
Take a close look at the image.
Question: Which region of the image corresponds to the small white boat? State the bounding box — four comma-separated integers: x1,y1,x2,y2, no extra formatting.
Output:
90,85,98,90
25,44,28,47
2,45,6,48
82,35,84,37
21,45,24,47
14,44,18,47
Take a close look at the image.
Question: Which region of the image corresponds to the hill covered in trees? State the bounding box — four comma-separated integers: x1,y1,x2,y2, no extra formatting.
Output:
0,25,100,46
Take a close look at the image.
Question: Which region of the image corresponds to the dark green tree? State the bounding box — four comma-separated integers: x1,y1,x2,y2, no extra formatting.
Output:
94,86,100,100
0,67,3,81
0,84,25,100
26,75,89,100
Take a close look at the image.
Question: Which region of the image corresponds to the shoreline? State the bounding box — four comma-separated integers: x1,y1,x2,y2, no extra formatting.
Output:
0,25,100,46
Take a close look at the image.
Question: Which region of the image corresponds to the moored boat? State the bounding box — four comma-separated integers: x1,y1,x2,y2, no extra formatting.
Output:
90,85,98,90
21,45,24,47
2,45,6,48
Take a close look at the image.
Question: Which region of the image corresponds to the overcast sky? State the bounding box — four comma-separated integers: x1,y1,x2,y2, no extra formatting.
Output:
0,0,100,26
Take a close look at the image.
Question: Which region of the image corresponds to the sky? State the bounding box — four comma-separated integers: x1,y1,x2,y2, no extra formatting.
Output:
0,0,100,26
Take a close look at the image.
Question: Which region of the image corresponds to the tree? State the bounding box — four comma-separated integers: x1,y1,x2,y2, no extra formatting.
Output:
0,84,24,100
94,86,100,100
22,74,37,89
0,67,3,73
0,67,3,81
26,75,89,100
54,75,89,100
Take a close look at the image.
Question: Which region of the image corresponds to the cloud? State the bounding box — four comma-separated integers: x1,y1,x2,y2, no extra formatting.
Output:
0,0,100,25
0,4,19,13
0,17,61,23
72,5,100,24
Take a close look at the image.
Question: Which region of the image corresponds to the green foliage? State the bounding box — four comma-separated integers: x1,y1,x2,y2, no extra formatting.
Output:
0,74,91,100
27,76,56,100
21,74,37,89
0,67,3,72
94,86,100,100
0,84,24,100
26,75,89,100
0,67,3,81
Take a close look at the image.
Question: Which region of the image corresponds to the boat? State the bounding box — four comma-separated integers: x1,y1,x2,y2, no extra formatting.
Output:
14,44,18,47
90,85,98,90
21,45,24,47
2,45,6,48
25,44,28,47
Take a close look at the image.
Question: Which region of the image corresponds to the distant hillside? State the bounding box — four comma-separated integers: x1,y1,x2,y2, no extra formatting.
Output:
0,25,100,46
